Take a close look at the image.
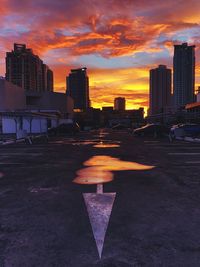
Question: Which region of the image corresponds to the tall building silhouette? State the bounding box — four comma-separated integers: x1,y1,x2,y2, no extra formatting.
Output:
114,97,126,111
66,67,89,110
6,43,53,92
42,64,53,92
149,65,171,115
173,43,195,108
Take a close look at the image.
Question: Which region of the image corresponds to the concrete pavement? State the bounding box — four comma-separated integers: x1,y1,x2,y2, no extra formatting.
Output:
0,130,200,266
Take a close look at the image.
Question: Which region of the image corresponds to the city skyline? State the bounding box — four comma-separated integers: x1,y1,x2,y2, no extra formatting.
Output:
1,1,200,112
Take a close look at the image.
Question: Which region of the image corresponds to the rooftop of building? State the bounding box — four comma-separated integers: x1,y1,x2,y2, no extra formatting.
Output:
114,97,125,100
0,110,61,119
150,65,171,71
71,67,87,73
174,42,195,48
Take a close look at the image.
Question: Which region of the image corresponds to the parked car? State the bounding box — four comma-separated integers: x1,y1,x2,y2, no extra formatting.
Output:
169,123,200,139
133,124,169,137
48,123,80,135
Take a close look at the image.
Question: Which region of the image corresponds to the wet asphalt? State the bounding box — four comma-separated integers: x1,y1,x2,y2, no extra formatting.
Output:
1,130,200,267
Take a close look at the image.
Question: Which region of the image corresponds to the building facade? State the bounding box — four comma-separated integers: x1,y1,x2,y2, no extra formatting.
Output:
42,64,54,92
0,78,26,110
149,65,171,115
114,97,126,111
6,43,53,92
66,67,90,110
0,79,74,134
0,78,73,118
173,43,195,108
26,91,74,116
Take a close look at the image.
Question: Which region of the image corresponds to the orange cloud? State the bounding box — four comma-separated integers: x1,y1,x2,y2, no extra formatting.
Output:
1,0,200,114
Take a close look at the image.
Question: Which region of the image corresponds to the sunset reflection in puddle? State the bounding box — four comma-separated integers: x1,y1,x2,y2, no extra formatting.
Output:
72,141,97,146
93,132,109,138
73,155,155,185
93,142,120,148
72,139,106,146
73,166,114,184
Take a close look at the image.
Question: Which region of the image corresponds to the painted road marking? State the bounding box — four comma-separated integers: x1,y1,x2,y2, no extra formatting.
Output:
83,190,116,258
145,143,190,146
0,153,43,156
146,145,200,149
185,161,200,164
0,162,23,165
167,147,200,149
77,156,155,259
97,183,103,194
144,141,160,143
168,153,200,155
83,183,116,258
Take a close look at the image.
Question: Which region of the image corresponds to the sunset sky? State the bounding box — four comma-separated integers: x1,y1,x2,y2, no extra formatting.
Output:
1,0,200,111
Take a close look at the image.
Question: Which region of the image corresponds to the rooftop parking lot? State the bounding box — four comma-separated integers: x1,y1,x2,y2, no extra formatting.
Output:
1,130,200,266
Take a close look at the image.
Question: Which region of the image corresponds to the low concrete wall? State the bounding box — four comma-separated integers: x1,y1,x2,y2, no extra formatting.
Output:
26,91,74,118
2,117,53,134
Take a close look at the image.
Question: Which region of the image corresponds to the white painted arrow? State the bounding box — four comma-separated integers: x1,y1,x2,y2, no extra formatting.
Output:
83,183,116,258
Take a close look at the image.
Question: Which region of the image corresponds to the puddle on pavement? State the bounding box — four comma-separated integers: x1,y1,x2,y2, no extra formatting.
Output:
93,142,120,148
72,139,120,147
0,172,4,178
73,155,155,185
93,132,109,138
84,156,155,171
93,135,109,138
73,166,114,184
72,141,97,146
51,139,99,145
50,139,120,147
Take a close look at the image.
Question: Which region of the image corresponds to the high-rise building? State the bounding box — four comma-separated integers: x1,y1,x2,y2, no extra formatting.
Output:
42,64,53,92
149,65,171,115
173,43,195,108
6,43,53,92
114,97,126,111
66,67,89,110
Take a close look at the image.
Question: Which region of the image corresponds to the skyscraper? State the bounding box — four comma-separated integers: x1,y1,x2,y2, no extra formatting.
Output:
42,64,53,92
149,65,171,115
66,67,90,110
6,43,53,92
114,97,126,111
173,43,195,108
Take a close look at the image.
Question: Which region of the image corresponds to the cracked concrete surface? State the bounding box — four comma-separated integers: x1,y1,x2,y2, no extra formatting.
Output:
0,130,200,266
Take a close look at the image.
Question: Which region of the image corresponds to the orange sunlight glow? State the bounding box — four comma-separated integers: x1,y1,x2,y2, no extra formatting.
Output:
53,65,149,112
73,155,155,185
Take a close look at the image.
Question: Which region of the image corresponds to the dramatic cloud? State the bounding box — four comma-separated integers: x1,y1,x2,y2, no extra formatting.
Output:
1,0,200,110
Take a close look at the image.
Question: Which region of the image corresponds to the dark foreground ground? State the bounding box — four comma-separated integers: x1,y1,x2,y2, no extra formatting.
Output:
1,130,200,267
